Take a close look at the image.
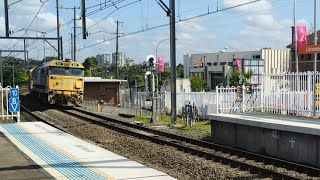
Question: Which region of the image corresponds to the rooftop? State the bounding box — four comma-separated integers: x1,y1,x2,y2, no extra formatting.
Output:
83,77,127,83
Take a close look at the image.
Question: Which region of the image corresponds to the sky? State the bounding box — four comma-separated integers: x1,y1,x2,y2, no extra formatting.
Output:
0,0,317,64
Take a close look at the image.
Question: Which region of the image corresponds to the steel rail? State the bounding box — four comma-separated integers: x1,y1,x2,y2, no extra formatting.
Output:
73,108,320,177
55,108,304,179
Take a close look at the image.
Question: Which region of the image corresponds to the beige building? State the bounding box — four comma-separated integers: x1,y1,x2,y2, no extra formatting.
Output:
183,48,290,90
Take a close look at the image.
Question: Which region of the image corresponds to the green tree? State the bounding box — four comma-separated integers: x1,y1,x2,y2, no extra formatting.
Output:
229,70,253,87
83,57,98,70
176,63,184,78
16,69,29,84
42,56,58,63
190,76,208,92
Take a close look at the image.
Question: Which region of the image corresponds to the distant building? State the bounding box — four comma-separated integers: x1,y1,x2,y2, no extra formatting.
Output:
164,62,170,68
183,48,290,90
161,78,191,92
96,54,111,66
287,27,320,72
112,52,125,67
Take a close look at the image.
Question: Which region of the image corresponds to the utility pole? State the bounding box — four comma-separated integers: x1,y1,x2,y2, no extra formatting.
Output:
56,0,61,59
81,0,87,39
116,21,119,79
294,0,298,72
73,6,77,62
4,0,9,37
71,33,74,60
170,0,177,124
0,56,2,87
24,39,27,63
313,0,317,117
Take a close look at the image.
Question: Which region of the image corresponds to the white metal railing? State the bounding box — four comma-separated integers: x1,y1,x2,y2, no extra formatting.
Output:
261,71,317,116
1,84,20,122
121,71,320,118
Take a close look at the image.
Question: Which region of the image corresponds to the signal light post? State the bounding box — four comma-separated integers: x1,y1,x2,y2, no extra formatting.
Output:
146,55,156,123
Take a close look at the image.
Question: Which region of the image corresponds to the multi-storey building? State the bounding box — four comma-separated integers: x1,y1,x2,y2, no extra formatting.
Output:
183,48,290,90
96,54,111,66
112,52,125,67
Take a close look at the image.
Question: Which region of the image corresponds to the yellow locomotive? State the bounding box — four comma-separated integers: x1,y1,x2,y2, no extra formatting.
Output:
29,60,84,106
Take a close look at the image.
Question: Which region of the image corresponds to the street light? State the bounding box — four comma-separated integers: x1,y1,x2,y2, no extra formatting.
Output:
155,39,170,114
224,46,239,52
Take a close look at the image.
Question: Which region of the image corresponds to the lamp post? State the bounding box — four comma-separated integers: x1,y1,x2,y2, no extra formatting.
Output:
155,39,170,113
224,46,239,52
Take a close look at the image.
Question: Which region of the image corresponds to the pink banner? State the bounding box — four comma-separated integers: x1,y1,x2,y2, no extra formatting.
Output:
297,25,307,48
236,58,241,72
158,56,164,73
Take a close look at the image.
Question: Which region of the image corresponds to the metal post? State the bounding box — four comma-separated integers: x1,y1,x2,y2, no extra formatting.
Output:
71,33,73,60
156,39,169,113
0,57,2,88
60,36,63,60
151,72,156,123
170,0,177,124
12,66,14,87
73,6,77,62
294,0,298,72
116,21,119,79
23,39,27,64
81,0,87,39
4,0,9,37
313,0,317,117
56,0,61,59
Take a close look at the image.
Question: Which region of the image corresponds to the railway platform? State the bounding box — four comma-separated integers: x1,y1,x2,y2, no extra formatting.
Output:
207,113,320,168
0,122,175,180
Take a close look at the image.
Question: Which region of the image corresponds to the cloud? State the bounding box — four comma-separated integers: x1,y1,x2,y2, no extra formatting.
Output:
223,0,272,14
177,33,192,41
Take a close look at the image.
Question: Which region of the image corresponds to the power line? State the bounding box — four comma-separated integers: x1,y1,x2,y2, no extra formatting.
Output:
69,0,263,54
7,0,47,57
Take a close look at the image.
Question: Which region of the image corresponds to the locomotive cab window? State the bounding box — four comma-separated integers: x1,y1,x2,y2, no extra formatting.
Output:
50,67,66,75
69,68,84,76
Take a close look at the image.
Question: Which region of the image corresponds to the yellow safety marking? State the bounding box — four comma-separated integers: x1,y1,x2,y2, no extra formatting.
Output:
0,126,66,179
18,123,115,180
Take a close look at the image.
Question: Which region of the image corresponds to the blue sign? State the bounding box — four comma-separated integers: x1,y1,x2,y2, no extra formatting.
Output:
10,88,19,98
9,97,20,112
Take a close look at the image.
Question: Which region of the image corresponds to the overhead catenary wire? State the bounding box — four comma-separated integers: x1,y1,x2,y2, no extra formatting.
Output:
21,0,134,58
7,0,48,56
68,0,264,54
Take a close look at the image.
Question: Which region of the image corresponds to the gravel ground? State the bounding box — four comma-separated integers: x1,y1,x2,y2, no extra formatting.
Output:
19,93,264,179
19,92,320,179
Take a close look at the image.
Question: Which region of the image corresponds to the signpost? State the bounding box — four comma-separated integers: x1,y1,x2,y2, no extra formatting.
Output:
9,88,20,113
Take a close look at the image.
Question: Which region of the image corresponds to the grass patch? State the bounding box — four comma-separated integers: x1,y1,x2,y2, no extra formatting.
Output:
133,114,211,134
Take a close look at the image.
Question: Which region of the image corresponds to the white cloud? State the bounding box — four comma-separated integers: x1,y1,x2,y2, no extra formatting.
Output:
223,0,272,14
177,33,193,41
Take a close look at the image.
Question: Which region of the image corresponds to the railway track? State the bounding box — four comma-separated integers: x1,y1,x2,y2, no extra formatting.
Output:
20,102,320,180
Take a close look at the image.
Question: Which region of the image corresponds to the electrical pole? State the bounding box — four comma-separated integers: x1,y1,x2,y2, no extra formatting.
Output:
73,6,77,62
116,21,119,79
4,0,9,37
313,0,317,117
294,0,298,72
71,33,74,60
170,0,177,124
81,0,87,39
56,0,61,59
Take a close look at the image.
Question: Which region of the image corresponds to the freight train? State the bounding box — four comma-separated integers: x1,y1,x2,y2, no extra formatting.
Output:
29,60,84,106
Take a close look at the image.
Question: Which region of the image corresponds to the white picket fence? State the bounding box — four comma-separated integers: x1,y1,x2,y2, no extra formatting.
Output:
123,71,320,118
0,84,20,122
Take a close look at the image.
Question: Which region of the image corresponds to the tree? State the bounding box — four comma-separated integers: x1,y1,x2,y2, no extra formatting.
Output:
229,70,253,87
83,57,98,70
42,56,58,63
190,76,208,92
176,63,184,78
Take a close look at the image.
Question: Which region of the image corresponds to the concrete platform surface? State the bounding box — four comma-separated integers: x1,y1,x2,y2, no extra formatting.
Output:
0,132,52,180
207,113,320,136
0,122,176,180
